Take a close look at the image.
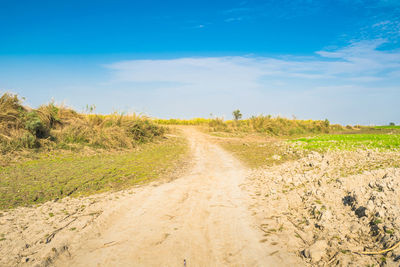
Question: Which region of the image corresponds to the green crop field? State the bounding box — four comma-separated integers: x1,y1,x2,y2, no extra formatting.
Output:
213,131,400,169
373,125,400,129
291,134,400,151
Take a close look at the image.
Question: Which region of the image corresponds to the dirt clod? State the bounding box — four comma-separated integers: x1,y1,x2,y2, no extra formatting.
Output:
304,240,328,262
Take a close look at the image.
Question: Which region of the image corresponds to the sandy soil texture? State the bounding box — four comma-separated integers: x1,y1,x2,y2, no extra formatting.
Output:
0,128,300,266
245,150,400,266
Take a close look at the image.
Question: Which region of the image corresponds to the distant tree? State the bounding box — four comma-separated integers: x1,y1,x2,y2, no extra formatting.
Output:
85,104,96,114
389,122,395,126
232,109,242,121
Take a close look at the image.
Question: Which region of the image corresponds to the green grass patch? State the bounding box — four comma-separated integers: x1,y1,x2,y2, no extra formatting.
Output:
291,134,400,151
0,136,188,210
374,125,400,129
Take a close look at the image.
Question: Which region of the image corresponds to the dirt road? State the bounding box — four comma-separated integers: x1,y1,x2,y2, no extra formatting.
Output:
54,128,299,266
3,128,399,266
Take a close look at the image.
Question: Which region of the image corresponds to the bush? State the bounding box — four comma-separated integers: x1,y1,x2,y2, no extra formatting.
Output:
25,112,49,138
128,120,165,143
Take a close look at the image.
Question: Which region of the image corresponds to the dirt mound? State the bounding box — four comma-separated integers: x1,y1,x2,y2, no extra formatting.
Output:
245,150,400,266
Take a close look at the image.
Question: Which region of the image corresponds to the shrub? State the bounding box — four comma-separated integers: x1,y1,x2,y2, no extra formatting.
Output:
25,111,49,138
128,120,165,143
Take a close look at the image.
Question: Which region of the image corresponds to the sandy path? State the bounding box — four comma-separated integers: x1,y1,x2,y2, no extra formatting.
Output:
54,128,298,266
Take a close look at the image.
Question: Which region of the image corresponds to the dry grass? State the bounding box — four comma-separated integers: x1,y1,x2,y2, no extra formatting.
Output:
154,118,211,125
208,116,345,136
0,93,166,160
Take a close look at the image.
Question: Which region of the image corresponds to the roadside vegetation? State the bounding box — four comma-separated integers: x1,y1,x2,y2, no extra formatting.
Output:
208,115,344,135
0,93,189,209
0,93,165,158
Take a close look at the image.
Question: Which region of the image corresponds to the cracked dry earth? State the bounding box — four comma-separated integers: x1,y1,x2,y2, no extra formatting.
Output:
0,128,300,267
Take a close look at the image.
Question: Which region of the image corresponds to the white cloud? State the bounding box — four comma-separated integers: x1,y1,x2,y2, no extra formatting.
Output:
372,20,391,28
106,57,265,92
223,7,253,14
105,40,400,92
224,17,244,23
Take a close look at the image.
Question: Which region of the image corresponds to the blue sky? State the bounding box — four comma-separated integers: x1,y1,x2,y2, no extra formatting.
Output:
0,0,399,124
